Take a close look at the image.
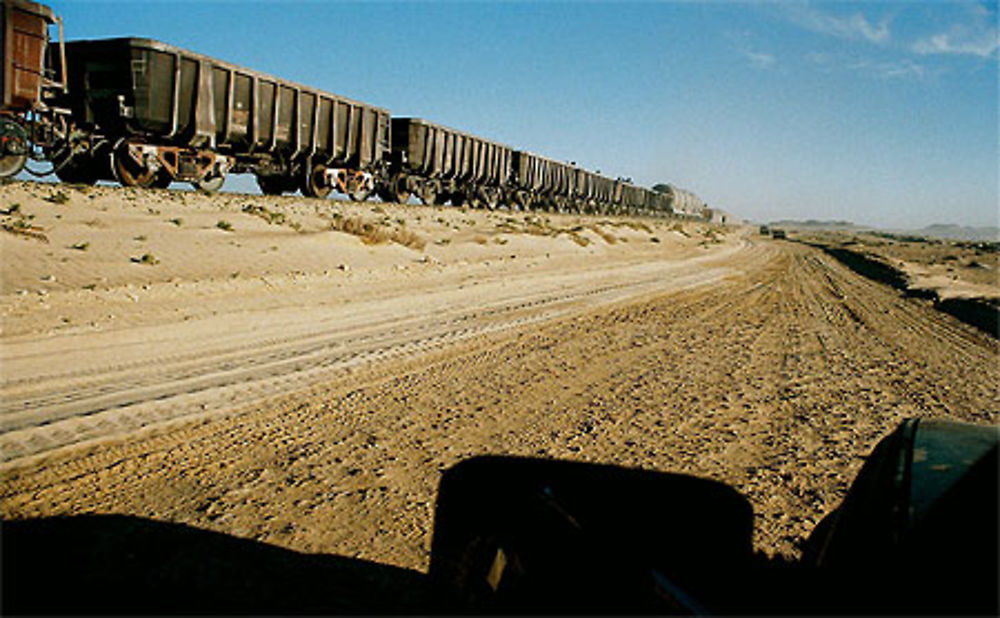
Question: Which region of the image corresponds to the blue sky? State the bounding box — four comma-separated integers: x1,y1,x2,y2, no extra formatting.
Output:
46,1,998,228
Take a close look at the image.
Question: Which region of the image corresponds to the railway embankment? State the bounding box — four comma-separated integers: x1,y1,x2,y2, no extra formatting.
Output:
801,239,999,338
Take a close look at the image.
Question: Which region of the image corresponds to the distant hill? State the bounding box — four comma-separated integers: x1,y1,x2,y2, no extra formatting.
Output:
765,219,998,243
903,224,999,243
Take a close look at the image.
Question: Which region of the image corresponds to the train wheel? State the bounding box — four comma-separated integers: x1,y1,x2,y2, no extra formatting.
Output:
192,173,224,193
343,170,369,202
348,188,369,202
300,164,331,199
451,193,466,207
417,183,438,206
301,164,331,199
151,172,173,189
348,185,371,202
256,175,286,196
111,144,158,188
53,156,100,185
483,188,500,211
0,119,29,179
433,192,450,205
395,189,411,204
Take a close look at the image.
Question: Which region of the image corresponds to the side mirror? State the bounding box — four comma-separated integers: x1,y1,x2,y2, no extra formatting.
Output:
428,456,754,613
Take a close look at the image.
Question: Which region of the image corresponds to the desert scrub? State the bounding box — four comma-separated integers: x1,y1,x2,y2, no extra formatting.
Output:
391,228,427,250
216,220,233,232
589,226,618,244
244,202,291,226
330,216,390,245
45,190,70,205
131,253,159,265
1,207,48,243
70,241,90,251
168,218,183,226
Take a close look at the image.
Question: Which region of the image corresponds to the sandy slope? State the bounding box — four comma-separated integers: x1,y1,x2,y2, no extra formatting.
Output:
1,181,998,588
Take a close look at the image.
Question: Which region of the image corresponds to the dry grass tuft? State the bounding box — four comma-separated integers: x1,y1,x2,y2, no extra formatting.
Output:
391,228,427,250
590,226,618,244
1,206,48,242
331,216,425,249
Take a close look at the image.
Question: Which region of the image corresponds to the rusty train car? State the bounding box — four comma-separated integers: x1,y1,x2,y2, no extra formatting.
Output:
1,0,708,218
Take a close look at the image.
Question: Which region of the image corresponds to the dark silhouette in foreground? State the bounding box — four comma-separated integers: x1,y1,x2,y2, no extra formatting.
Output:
3,417,997,614
2,515,429,614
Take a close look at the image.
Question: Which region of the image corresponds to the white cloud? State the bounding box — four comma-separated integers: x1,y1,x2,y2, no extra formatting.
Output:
743,48,777,69
728,30,777,70
784,3,893,44
850,58,928,80
911,12,999,59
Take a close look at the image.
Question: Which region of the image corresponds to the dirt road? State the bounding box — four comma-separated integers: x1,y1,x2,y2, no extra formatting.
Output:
1,229,997,585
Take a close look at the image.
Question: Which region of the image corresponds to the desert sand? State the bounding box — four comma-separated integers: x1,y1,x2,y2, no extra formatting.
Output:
1,180,998,605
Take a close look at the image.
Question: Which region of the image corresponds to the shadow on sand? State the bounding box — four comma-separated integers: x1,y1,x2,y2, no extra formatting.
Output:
2,514,431,615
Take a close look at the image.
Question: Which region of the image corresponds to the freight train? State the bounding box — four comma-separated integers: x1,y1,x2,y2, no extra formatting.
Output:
1,0,708,218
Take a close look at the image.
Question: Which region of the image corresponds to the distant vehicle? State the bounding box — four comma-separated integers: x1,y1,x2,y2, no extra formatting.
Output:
771,229,787,239
759,225,770,235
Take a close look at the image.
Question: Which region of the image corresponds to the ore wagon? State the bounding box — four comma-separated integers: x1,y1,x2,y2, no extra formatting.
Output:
511,150,592,212
387,117,512,207
56,37,390,196
664,185,705,218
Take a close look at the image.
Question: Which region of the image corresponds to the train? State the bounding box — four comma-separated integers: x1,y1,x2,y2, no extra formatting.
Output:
1,0,708,218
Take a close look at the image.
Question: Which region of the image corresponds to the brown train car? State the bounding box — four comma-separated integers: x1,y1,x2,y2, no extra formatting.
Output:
0,0,65,177
57,37,389,196
388,117,512,207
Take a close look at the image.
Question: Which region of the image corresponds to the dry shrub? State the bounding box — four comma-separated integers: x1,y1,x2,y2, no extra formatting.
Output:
590,226,618,244
1,208,48,243
391,228,426,250
473,234,489,245
524,222,553,236
331,215,424,248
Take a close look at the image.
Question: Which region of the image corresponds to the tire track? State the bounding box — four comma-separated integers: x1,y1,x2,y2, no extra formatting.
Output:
1,240,995,570
0,244,753,466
